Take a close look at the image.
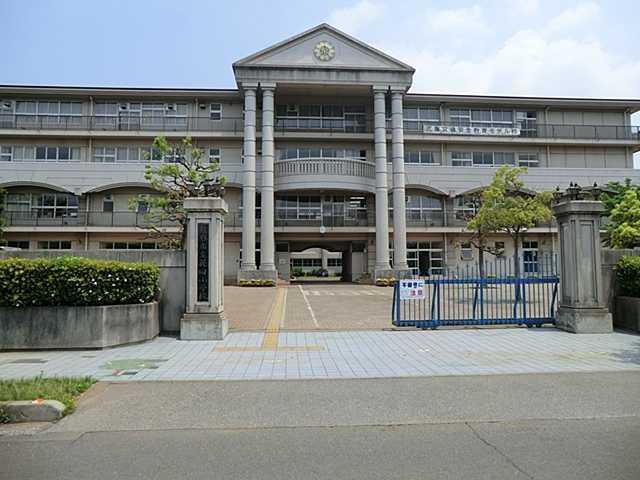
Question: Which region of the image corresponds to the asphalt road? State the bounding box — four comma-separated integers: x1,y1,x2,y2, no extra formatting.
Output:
2,372,639,479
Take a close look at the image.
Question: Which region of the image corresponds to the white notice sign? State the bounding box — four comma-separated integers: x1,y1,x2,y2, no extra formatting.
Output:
399,280,426,300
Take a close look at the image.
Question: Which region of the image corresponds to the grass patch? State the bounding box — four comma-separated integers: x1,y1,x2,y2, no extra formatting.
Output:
0,376,96,419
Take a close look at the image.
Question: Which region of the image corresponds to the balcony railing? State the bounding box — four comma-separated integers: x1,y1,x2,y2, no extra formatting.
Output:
1,113,637,141
4,210,179,228
275,157,375,179
225,211,369,228
402,121,640,141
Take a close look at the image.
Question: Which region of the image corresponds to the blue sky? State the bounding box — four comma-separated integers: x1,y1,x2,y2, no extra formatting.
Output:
2,0,639,97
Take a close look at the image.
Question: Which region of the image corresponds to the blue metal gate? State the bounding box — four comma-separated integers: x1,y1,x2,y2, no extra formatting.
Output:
392,256,559,329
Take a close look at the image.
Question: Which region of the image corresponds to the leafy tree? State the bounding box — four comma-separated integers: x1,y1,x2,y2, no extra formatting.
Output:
608,189,640,249
602,179,640,248
131,136,225,248
470,166,553,278
464,191,502,277
602,179,640,216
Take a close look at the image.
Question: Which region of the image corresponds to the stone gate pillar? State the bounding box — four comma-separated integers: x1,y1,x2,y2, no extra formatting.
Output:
553,190,612,333
181,197,228,340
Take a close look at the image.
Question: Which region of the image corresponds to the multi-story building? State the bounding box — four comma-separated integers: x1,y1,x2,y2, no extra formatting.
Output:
1,24,639,283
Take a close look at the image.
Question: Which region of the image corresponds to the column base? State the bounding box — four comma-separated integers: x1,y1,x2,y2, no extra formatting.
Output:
180,312,228,340
556,306,612,334
237,269,278,285
374,268,395,280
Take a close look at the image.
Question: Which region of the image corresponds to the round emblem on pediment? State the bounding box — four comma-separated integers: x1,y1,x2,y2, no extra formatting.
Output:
313,41,335,61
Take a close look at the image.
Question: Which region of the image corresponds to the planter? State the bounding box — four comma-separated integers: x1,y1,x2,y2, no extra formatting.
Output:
614,296,640,332
0,302,159,350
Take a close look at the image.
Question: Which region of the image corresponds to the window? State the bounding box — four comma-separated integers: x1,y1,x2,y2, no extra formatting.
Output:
453,151,518,167
103,194,114,213
30,146,80,162
517,111,537,137
290,258,322,268
450,108,513,127
405,151,438,165
402,194,443,223
275,104,366,132
522,240,539,273
494,241,505,257
461,242,473,261
275,195,321,221
277,147,366,161
100,242,159,250
405,240,444,275
451,152,472,167
37,240,72,250
209,148,221,164
210,103,222,120
94,147,116,163
327,258,342,267
6,241,29,249
0,146,11,161
136,200,149,214
403,106,440,132
518,153,539,167
453,195,478,220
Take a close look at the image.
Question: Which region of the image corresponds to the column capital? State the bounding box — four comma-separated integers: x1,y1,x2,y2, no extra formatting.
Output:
242,83,258,93
390,88,405,97
259,82,277,91
372,85,389,93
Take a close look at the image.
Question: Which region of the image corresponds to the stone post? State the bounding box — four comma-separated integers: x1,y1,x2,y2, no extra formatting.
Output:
259,84,277,281
390,90,410,276
553,198,612,333
373,87,393,279
181,197,228,340
240,85,257,279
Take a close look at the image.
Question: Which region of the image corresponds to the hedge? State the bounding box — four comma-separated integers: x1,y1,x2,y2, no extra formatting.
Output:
616,256,640,298
0,257,160,307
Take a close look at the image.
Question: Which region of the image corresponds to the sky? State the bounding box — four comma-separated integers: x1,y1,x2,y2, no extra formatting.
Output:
1,0,639,162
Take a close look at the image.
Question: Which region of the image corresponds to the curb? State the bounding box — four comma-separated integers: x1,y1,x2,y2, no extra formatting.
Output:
0,400,66,423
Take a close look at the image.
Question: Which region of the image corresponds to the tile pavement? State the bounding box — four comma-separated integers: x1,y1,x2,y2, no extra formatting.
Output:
1,328,639,382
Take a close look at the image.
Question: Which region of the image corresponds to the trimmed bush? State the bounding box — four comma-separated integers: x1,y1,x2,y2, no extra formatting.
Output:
616,256,640,298
0,257,159,307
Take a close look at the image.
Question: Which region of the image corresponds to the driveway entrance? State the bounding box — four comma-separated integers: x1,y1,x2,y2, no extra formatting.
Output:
225,283,393,332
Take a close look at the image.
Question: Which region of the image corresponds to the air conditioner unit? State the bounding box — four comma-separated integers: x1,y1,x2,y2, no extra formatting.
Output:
199,104,207,110
119,104,128,111
166,104,175,111
1,100,13,109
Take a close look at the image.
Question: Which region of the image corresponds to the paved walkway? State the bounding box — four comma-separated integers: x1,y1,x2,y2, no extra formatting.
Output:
225,283,393,331
1,328,639,381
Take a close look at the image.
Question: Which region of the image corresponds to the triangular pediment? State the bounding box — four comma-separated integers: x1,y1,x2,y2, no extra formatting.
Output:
233,24,414,72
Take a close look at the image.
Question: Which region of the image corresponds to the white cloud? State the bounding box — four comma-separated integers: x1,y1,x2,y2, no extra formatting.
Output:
510,0,539,16
426,5,489,35
547,1,600,34
327,0,384,35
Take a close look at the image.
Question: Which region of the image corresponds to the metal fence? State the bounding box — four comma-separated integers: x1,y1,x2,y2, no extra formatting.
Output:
392,255,559,329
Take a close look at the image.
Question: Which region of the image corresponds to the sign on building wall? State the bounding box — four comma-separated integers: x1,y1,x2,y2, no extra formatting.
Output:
423,125,520,136
399,280,426,300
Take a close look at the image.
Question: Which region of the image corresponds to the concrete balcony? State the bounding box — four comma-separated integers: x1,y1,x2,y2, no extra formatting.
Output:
274,157,376,193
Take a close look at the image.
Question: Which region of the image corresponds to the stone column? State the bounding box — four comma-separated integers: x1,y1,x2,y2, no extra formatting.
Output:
390,90,410,275
240,86,257,278
181,197,228,340
553,199,612,333
259,85,277,281
373,87,393,279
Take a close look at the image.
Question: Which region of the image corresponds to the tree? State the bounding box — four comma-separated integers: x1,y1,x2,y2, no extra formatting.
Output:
607,189,640,249
470,166,553,278
602,179,640,248
131,136,225,248
465,190,502,278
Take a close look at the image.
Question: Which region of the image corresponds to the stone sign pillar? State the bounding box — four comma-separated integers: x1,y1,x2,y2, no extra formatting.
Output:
553,190,612,333
181,197,228,340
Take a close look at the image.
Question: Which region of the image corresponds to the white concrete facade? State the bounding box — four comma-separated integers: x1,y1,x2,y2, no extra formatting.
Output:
1,24,640,283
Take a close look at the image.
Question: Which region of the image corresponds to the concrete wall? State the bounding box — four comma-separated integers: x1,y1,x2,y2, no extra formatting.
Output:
0,249,186,333
0,302,159,349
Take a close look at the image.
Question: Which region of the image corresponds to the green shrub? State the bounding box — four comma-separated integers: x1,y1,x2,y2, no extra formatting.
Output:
616,256,640,297
0,257,159,307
